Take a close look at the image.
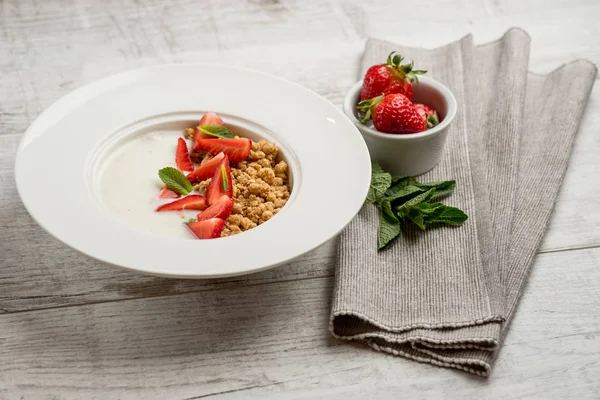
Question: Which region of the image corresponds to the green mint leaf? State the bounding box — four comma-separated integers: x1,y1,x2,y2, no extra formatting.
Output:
407,208,426,230
381,198,397,222
385,177,411,196
186,218,197,224
395,188,435,219
198,124,235,139
365,161,392,204
367,163,467,251
424,205,468,226
366,161,392,204
413,201,446,216
391,175,408,183
221,164,229,192
387,184,425,202
378,202,401,250
158,167,193,196
409,177,456,199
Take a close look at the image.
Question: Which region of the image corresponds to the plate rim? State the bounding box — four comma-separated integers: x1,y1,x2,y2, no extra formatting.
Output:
15,63,372,279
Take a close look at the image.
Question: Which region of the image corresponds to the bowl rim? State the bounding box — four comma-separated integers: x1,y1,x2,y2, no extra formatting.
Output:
343,76,457,140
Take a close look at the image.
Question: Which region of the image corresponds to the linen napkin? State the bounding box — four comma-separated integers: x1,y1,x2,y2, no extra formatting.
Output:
330,28,597,376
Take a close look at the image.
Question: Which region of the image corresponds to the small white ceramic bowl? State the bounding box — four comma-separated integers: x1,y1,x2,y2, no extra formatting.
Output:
343,76,457,176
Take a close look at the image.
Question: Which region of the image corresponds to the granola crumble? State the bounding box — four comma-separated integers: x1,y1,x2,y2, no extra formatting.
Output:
194,139,290,236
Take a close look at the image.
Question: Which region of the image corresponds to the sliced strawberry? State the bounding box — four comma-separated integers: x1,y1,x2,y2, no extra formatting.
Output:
199,112,224,127
157,187,180,199
186,152,225,182
193,112,225,143
206,156,233,206
176,137,194,172
155,194,207,212
156,138,193,198
193,138,251,162
187,218,225,239
197,195,233,222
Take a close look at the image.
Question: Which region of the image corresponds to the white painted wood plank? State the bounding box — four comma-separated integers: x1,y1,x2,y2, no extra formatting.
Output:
0,248,598,399
2,0,600,136
1,0,600,397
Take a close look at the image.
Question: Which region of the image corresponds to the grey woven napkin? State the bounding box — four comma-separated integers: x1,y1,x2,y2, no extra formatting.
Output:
330,28,597,376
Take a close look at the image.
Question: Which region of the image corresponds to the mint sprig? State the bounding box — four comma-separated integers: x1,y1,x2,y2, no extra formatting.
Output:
366,161,468,250
197,124,235,139
365,161,392,204
378,199,401,250
158,167,193,196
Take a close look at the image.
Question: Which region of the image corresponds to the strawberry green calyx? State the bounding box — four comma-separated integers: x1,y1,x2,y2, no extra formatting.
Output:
426,111,440,129
356,94,385,124
386,51,427,84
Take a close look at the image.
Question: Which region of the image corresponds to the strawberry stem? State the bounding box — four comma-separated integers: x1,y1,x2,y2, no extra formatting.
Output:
386,51,427,84
356,94,384,124
426,111,440,129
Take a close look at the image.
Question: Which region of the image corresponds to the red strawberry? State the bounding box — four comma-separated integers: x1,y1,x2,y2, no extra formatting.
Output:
155,194,207,212
176,137,194,172
187,218,224,239
194,112,225,142
157,138,193,198
197,195,233,221
360,64,393,103
360,52,426,102
357,93,426,134
206,156,233,206
414,103,434,118
157,187,180,199
186,152,225,182
199,112,224,126
414,103,440,129
194,138,251,162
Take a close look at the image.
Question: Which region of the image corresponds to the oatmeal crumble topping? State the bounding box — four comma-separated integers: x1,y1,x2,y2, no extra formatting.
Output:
194,139,290,236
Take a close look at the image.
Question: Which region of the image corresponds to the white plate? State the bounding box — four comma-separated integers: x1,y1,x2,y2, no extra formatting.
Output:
15,64,371,278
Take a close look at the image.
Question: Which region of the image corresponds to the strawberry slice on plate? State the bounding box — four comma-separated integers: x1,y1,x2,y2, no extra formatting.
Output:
206,156,233,206
187,218,225,239
176,137,194,172
193,138,251,162
186,152,225,182
193,112,225,142
199,112,224,127
155,194,207,212
197,195,233,221
157,187,180,199
157,138,193,198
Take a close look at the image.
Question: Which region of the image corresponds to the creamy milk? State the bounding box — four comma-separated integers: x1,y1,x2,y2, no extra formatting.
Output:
98,131,198,239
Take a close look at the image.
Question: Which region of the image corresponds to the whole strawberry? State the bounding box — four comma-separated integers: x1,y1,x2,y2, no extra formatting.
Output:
357,93,426,134
414,103,440,129
413,103,435,119
360,52,427,102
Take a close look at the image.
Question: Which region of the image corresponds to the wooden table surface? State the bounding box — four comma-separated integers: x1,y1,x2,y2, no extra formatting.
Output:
1,0,599,398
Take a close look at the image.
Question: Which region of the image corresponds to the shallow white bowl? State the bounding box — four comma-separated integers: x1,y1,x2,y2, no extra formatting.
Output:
343,76,457,176
15,64,371,279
